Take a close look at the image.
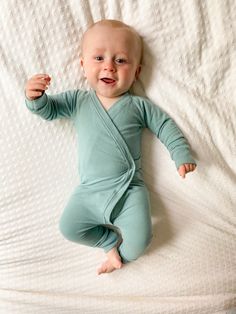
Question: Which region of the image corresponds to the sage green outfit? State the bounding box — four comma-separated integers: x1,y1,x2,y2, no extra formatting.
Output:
26,90,195,262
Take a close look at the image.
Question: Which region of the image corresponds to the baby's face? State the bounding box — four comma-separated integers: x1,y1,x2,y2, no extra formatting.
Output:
80,24,141,102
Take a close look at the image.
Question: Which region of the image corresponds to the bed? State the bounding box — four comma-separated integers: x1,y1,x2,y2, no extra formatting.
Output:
0,0,235,313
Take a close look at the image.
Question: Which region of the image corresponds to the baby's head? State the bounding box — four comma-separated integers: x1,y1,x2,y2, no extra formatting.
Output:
80,20,142,103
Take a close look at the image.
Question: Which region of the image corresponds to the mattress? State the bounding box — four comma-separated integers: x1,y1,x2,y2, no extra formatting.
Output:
0,0,235,313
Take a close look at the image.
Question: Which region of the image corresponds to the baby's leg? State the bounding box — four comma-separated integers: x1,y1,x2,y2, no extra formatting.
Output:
112,186,152,263
98,186,152,274
59,192,119,253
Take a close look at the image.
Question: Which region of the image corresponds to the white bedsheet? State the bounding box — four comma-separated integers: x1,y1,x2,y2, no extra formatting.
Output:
0,0,235,313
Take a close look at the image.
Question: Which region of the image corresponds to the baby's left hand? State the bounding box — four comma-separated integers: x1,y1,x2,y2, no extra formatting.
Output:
178,163,196,179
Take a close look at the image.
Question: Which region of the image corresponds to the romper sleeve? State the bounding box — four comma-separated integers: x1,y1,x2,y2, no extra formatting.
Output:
25,90,79,121
139,98,196,169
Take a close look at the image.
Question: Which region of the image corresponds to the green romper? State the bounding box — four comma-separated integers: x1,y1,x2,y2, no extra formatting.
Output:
26,90,195,262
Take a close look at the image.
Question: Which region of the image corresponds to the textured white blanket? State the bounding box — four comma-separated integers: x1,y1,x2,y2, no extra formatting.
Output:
0,1,235,313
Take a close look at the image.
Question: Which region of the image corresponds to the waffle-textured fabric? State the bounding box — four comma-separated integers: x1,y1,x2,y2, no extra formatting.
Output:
0,1,235,313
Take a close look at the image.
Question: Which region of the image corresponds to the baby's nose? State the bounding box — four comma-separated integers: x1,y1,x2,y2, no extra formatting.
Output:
104,61,116,72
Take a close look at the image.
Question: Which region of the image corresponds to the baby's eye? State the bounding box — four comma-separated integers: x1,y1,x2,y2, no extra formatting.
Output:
95,56,104,61
115,58,127,64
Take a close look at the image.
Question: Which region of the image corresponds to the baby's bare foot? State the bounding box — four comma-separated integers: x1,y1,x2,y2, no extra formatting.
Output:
97,247,123,275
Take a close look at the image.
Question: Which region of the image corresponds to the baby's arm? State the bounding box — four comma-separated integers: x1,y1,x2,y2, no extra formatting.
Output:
139,98,196,176
25,74,78,120
25,74,51,100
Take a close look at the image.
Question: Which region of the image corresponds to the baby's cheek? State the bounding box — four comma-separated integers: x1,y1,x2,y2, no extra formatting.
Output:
123,69,136,83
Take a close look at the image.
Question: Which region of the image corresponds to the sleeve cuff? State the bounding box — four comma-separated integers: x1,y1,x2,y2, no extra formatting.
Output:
174,151,196,169
25,93,48,111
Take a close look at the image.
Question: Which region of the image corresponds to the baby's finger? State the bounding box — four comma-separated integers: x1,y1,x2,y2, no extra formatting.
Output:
32,73,51,80
28,82,49,91
189,164,193,172
40,76,51,84
28,91,44,98
186,164,193,173
178,165,186,178
28,75,51,87
189,164,196,172
32,76,51,84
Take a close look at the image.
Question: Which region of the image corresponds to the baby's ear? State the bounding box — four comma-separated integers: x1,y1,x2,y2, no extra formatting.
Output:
80,58,86,77
135,65,142,80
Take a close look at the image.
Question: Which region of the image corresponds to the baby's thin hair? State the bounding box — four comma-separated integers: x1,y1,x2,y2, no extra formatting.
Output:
86,19,137,34
92,19,128,28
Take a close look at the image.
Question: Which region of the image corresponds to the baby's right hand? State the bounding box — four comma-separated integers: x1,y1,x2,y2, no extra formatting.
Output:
25,74,51,100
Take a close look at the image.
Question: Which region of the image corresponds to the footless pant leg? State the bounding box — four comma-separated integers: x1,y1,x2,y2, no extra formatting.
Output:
59,192,118,252
111,186,152,263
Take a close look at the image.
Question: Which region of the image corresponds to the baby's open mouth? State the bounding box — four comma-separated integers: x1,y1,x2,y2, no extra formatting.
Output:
101,78,116,84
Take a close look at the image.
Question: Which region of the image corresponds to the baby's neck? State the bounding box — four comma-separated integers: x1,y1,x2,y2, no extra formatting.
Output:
96,94,122,111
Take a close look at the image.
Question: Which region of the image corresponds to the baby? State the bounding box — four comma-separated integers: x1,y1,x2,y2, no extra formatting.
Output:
25,20,196,275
